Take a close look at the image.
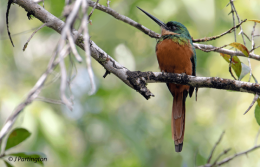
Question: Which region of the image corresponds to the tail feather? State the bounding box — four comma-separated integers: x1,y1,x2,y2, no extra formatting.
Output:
172,91,186,152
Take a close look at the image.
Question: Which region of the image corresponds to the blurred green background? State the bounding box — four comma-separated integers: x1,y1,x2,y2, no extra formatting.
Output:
1,0,260,166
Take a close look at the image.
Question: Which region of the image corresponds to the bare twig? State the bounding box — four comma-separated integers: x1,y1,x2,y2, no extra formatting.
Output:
6,0,15,47
103,70,111,78
88,0,99,20
212,148,232,166
250,45,260,53
59,44,73,110
243,94,259,115
229,0,236,80
251,22,257,54
195,44,229,53
35,96,65,105
207,131,225,164
216,144,260,166
82,0,96,95
107,0,110,7
23,23,46,51
242,31,251,42
193,43,260,60
199,130,260,167
192,19,247,43
67,30,83,62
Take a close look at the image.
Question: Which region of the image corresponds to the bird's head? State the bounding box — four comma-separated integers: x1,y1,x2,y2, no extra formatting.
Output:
137,7,191,38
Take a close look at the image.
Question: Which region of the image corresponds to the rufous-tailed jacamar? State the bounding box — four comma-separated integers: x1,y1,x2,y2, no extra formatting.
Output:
138,7,196,152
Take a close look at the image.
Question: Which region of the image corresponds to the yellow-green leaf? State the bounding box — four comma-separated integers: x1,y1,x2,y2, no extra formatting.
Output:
248,19,260,23
220,53,242,78
229,42,249,57
257,98,260,107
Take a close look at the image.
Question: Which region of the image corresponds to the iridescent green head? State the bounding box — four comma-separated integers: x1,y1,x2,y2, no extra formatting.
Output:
137,7,191,38
165,21,191,38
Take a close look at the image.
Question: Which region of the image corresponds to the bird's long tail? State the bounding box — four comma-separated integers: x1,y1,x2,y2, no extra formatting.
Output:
172,91,186,152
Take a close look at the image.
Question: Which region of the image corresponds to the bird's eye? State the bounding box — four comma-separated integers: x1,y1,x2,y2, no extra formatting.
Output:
171,26,177,30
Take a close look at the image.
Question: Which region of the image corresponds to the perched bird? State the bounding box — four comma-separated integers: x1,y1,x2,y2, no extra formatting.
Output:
138,7,196,152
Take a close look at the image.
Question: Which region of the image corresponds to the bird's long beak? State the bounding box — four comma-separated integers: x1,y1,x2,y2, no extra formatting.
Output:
137,7,168,30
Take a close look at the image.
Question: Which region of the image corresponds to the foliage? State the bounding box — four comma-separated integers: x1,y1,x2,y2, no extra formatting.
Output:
0,128,46,166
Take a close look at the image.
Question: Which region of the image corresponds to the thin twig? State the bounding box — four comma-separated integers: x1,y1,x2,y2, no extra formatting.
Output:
192,19,247,42
6,0,15,47
82,0,96,95
207,131,225,164
248,22,257,82
251,22,257,54
107,0,110,7
195,44,229,53
242,32,251,42
35,96,65,105
67,30,83,62
243,94,259,115
216,144,260,166
23,23,46,51
229,0,236,81
88,0,99,20
44,72,61,87
193,43,260,60
103,70,110,78
212,148,232,166
250,45,260,53
59,43,73,110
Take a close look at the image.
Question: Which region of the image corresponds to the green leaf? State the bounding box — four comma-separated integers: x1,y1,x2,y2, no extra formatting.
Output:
5,128,31,151
239,63,251,80
229,42,249,57
255,104,260,126
3,160,14,167
9,152,46,166
220,53,242,78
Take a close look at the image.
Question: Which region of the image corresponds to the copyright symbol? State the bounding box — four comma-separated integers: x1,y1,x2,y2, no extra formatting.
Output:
8,157,13,161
